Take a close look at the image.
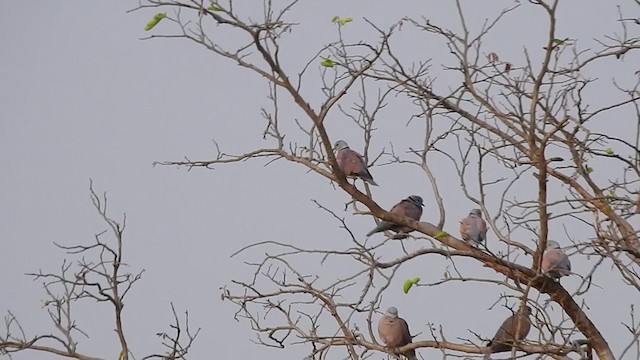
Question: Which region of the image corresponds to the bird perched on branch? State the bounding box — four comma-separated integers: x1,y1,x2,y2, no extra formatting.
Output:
542,240,571,280
378,306,417,360
459,208,488,245
333,140,378,186
484,305,532,359
366,195,424,237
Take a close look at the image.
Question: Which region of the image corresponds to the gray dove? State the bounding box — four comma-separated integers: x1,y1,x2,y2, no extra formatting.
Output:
484,305,532,359
333,140,378,186
366,195,424,237
459,209,487,245
542,240,571,280
377,306,417,360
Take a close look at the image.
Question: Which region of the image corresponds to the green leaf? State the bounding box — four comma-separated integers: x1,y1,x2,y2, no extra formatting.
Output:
434,231,448,239
402,277,421,294
443,271,449,279
585,166,594,174
551,38,573,47
320,59,334,67
208,4,223,11
402,280,414,294
144,13,166,31
605,148,614,156
331,16,353,26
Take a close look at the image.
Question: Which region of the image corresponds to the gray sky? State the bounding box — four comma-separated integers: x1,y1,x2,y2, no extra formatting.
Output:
1,1,639,359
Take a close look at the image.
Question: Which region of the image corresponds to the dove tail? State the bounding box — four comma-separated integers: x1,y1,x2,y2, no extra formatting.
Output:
360,172,378,186
367,221,394,237
365,177,379,186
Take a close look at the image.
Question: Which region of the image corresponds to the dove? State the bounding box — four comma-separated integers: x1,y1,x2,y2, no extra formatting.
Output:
459,209,487,245
542,240,571,280
484,305,532,359
377,306,417,360
333,140,378,186
366,195,424,237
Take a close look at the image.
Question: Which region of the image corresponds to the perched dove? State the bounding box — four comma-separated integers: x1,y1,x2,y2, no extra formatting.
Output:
333,140,378,186
484,306,532,359
366,195,424,237
542,240,571,280
377,306,417,360
459,209,488,245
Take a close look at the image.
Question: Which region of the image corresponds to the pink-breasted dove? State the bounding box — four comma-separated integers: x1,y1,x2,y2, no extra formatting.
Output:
333,140,378,186
377,306,417,360
484,305,532,359
366,195,424,237
542,240,571,280
459,209,487,245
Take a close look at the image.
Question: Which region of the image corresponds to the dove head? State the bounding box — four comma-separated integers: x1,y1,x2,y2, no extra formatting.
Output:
385,306,399,318
407,195,424,207
470,208,482,217
523,306,533,316
547,240,561,250
333,140,349,152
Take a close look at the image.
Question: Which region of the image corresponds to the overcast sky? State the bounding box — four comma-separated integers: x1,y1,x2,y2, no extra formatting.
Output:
2,1,639,359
